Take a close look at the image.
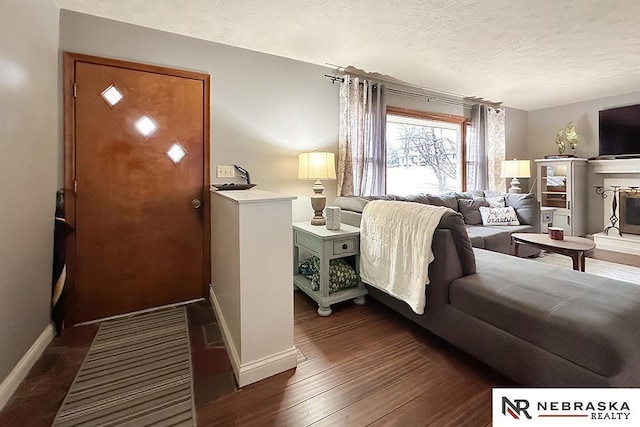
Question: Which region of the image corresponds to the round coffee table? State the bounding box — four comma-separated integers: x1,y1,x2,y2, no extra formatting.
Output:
511,233,596,272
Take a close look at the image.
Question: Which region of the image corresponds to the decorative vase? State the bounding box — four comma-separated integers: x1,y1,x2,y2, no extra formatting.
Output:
325,206,341,230
548,227,564,240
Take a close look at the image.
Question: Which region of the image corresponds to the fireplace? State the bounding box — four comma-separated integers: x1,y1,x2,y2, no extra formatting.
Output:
620,191,640,235
590,158,640,256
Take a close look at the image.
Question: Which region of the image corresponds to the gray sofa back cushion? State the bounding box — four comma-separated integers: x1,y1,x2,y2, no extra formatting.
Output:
505,193,539,226
335,192,539,230
457,198,490,225
333,196,370,213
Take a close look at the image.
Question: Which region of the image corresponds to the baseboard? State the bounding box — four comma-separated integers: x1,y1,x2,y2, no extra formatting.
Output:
208,287,242,383
236,347,297,387
0,323,55,410
208,287,297,388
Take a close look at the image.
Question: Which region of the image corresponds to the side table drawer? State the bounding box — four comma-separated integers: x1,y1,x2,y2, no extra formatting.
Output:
295,231,319,252
333,238,357,255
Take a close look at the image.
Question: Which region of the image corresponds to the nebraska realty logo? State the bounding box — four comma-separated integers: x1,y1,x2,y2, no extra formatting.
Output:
493,389,639,426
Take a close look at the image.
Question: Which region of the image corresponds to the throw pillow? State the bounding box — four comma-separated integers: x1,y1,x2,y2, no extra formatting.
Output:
486,196,506,208
457,198,490,225
479,206,521,226
484,190,507,198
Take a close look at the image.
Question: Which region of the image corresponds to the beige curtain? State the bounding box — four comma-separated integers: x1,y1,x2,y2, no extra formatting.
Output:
337,76,386,197
467,104,505,192
487,107,506,192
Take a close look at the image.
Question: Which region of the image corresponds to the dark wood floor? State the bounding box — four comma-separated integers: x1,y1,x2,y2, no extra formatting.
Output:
0,301,236,427
2,248,636,426
197,293,510,426
0,294,507,427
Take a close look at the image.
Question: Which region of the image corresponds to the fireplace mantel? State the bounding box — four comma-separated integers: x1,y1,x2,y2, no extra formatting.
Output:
590,159,640,174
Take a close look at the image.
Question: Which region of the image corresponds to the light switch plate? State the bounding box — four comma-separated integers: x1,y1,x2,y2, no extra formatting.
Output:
217,165,235,178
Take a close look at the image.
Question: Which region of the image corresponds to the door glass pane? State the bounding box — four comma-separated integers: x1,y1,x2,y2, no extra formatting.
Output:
100,84,123,106
166,142,187,165
134,115,158,137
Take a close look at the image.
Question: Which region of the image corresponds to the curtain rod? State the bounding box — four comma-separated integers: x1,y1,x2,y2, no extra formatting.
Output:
323,72,502,110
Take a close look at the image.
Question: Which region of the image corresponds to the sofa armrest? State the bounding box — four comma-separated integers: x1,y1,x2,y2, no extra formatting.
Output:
426,229,473,307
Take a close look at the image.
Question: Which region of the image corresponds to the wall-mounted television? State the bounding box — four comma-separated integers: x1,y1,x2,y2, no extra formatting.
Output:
599,104,640,158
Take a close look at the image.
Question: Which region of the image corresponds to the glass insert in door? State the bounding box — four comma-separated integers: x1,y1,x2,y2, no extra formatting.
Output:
541,164,568,209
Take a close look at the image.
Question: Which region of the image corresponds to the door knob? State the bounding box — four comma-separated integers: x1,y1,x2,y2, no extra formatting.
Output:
191,199,202,209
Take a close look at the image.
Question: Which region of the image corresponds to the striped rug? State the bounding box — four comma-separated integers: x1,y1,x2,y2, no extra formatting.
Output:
53,307,195,426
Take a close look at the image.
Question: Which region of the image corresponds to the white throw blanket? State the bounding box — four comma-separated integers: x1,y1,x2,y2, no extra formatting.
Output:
360,200,450,315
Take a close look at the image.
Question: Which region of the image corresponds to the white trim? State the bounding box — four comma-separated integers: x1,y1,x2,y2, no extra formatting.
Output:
593,232,640,256
236,347,297,388
74,298,204,326
590,159,640,174
208,287,296,388
0,323,56,410
208,287,241,382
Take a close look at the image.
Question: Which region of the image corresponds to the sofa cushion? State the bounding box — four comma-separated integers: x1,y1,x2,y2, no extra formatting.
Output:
450,249,640,377
364,194,411,202
399,194,431,205
465,225,511,253
334,196,370,213
457,198,490,225
455,190,485,199
485,196,506,208
425,194,459,210
465,224,535,253
505,193,539,226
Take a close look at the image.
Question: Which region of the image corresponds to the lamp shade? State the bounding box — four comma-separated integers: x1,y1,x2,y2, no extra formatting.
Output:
500,159,531,178
298,152,337,180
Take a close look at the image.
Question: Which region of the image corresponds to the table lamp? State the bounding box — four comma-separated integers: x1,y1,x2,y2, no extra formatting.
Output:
500,159,531,193
298,152,337,225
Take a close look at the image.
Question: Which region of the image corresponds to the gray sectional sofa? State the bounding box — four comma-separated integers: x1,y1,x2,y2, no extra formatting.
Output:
336,200,640,386
335,190,541,257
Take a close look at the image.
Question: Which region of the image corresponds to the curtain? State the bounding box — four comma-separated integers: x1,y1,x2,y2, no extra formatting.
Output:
466,104,505,192
337,76,386,197
486,107,506,192
466,105,487,190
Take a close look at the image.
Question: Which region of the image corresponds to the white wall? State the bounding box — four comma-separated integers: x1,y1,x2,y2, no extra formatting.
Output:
504,107,532,192
386,90,465,117
59,10,340,222
527,91,640,233
0,0,59,382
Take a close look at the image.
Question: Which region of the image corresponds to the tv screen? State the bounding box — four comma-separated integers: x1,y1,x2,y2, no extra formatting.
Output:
599,104,640,157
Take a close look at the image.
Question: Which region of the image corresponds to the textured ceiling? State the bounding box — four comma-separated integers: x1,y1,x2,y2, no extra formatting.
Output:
55,0,640,110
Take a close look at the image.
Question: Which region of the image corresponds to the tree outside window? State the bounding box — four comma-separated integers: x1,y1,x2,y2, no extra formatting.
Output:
386,109,466,195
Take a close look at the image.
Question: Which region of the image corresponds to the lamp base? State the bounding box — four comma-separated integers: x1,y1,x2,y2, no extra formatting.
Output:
508,177,522,193
311,214,326,226
310,180,326,226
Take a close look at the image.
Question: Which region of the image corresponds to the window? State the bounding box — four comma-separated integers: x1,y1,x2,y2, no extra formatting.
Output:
386,107,467,195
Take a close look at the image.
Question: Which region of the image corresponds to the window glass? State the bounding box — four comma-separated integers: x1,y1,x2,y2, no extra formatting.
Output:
386,113,463,195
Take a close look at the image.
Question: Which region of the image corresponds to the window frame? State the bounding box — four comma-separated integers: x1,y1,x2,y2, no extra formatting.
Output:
386,106,469,193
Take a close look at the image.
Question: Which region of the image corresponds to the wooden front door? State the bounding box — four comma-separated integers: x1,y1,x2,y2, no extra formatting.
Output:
64,53,210,324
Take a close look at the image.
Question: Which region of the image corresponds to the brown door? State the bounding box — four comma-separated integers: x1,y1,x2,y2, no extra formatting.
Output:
67,54,209,323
